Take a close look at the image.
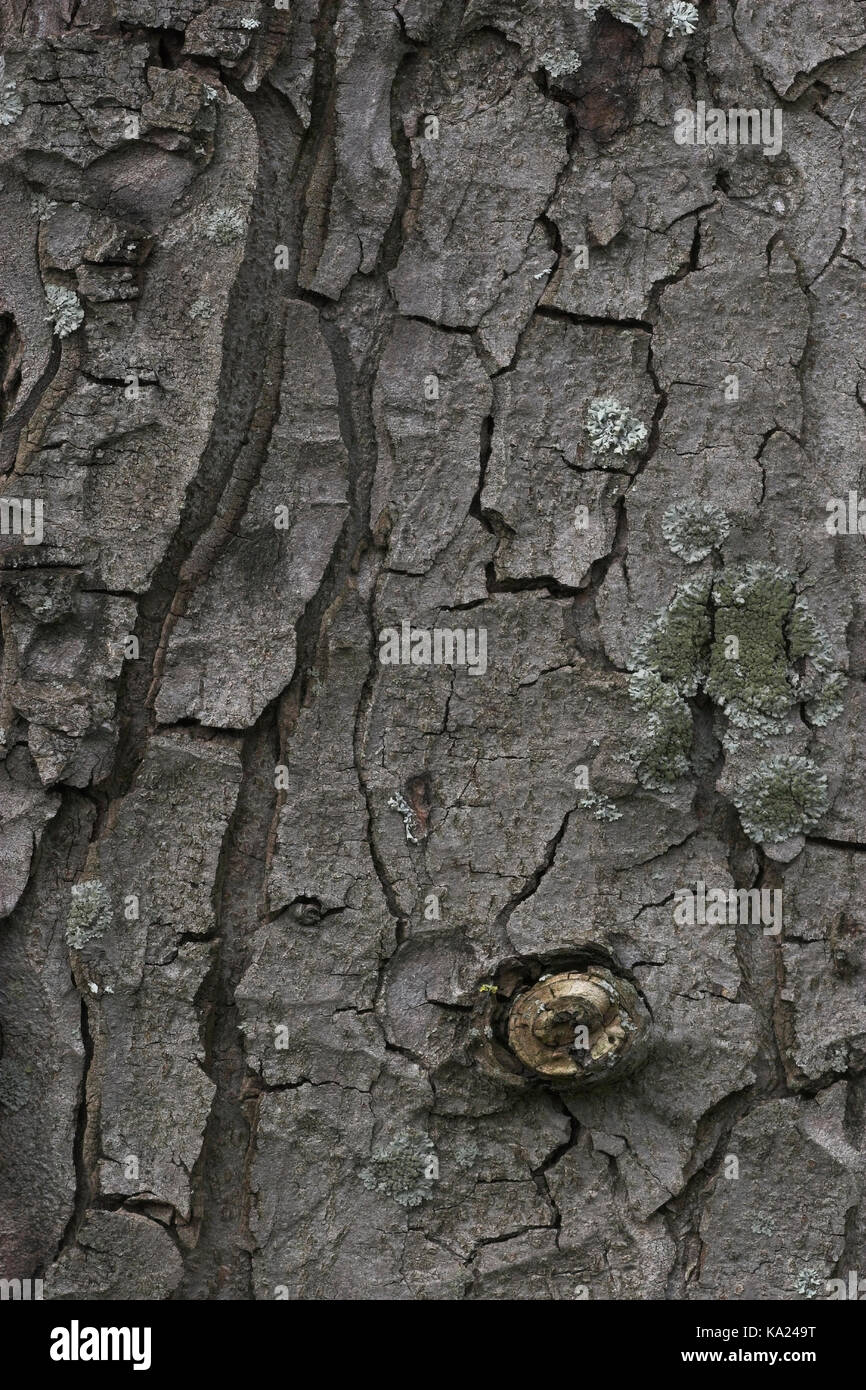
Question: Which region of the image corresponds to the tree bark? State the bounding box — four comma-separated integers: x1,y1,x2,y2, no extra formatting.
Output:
1,0,864,1301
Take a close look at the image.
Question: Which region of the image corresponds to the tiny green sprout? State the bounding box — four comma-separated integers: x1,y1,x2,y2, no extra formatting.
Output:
479,983,499,994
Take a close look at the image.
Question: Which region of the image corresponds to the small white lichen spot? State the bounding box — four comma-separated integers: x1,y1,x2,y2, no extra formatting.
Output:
204,206,247,245
0,80,24,127
586,397,648,457
387,793,422,844
538,47,582,79
66,880,113,950
666,1,699,37
240,16,260,28
46,285,84,338
579,791,623,823
202,85,219,104
359,1135,438,1208
31,194,58,222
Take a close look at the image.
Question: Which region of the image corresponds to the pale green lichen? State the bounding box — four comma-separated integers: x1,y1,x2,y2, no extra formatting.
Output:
662,501,729,563
732,755,828,844
31,194,58,222
706,563,795,737
203,206,247,245
387,792,422,844
705,567,846,740
626,565,845,824
806,672,846,728
0,80,24,126
631,576,712,696
454,1138,480,1170
360,1134,438,1208
537,47,582,79
786,600,847,726
66,880,112,950
627,668,693,789
46,285,84,338
666,1,699,37
579,791,623,822
586,397,649,458
793,1267,826,1298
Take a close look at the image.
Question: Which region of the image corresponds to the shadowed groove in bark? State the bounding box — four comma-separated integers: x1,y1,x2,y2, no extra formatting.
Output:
176,716,276,1300
95,84,304,814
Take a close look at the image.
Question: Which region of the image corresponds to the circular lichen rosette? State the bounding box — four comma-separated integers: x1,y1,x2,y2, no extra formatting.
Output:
731,754,829,844
662,500,730,564
585,396,649,460
359,1134,438,1208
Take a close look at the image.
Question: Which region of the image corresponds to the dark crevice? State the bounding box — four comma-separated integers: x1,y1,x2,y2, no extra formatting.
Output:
176,714,277,1300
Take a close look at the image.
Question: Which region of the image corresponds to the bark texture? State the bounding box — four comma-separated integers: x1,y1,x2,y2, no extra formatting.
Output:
1,0,865,1301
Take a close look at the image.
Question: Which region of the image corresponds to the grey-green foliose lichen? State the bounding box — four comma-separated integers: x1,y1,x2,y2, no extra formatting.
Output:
732,755,829,844
665,2,699,37
626,563,844,839
535,42,582,79
586,396,649,459
359,1134,438,1208
579,791,623,822
203,206,247,245
706,564,796,737
46,285,84,338
0,79,24,126
66,880,112,950
662,501,730,563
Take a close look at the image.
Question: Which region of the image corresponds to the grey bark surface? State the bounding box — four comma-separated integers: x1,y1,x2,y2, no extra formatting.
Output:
0,0,865,1301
